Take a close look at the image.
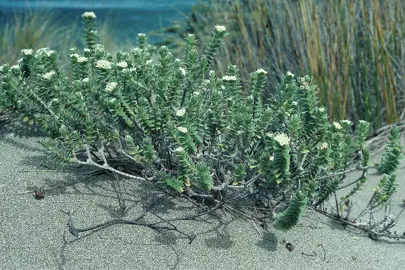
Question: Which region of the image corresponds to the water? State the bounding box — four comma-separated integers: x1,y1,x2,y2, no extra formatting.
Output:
0,0,199,45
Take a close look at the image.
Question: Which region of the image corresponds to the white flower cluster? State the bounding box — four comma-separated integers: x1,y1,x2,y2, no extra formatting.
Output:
359,120,368,125
145,60,153,65
178,126,188,133
341,120,352,126
36,48,55,57
256,68,268,75
132,48,141,54
179,67,186,76
105,82,118,92
117,61,128,68
176,108,186,117
94,44,105,52
70,53,79,59
222,75,237,81
286,71,295,77
77,56,88,63
215,25,226,32
303,81,309,87
274,133,290,146
320,142,328,150
82,12,96,20
96,60,112,70
269,155,275,161
138,33,146,38
42,70,56,80
22,49,34,56
333,122,342,130
82,77,89,83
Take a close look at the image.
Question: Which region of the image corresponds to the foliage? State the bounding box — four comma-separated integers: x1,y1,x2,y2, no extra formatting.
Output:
0,12,402,234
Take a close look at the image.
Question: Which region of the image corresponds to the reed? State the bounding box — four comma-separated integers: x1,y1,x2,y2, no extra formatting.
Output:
157,0,405,132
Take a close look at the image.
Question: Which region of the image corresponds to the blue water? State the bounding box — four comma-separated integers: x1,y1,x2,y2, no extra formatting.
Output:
0,0,200,45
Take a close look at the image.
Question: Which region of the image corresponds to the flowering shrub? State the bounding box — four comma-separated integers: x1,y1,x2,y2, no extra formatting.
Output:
0,12,403,238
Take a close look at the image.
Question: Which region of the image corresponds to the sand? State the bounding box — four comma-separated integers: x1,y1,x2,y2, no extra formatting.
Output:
1,119,405,270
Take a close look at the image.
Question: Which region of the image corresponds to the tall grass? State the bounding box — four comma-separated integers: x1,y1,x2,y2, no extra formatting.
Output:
157,0,405,132
0,9,135,67
0,9,78,66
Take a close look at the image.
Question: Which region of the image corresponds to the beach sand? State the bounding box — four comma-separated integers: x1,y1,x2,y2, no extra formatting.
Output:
1,119,405,270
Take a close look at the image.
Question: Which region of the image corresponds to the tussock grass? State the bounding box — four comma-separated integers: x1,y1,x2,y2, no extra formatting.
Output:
156,0,405,132
0,9,134,67
0,9,78,66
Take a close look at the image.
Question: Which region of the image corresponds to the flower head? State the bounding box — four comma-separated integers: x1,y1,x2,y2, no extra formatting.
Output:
105,82,118,92
82,12,96,20
0,64,8,72
117,61,128,68
176,108,186,117
22,49,34,56
96,60,112,70
341,120,352,126
333,122,342,130
178,126,188,133
286,71,295,77
94,44,105,52
274,133,290,146
46,50,55,57
179,67,186,76
222,75,237,81
256,68,268,75
320,142,328,150
77,56,88,63
36,48,55,57
215,25,226,33
42,70,56,80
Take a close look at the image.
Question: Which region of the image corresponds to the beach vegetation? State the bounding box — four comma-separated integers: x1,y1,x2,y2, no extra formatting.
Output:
0,11,403,242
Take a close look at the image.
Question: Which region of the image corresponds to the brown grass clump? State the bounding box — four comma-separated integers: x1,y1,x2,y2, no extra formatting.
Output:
155,0,405,132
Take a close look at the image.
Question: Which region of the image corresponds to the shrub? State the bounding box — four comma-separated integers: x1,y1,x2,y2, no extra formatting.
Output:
1,12,403,241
